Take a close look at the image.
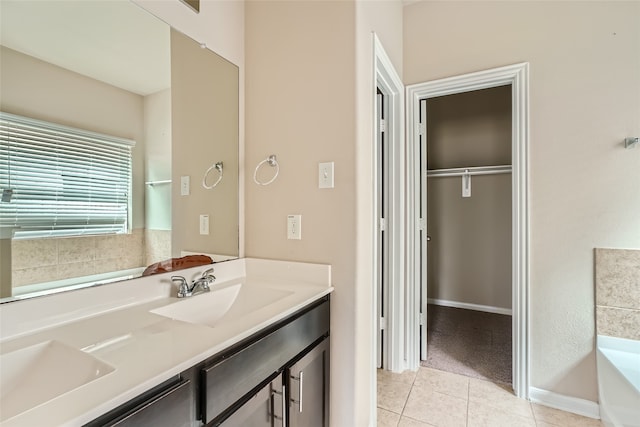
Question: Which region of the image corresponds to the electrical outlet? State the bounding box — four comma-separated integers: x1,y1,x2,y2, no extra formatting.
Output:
181,176,190,196
287,215,301,240
199,214,209,235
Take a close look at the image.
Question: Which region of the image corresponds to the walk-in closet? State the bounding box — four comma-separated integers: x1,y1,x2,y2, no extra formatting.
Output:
422,85,513,385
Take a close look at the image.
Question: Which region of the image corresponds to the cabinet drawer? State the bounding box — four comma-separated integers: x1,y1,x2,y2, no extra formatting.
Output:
86,377,192,427
202,299,329,424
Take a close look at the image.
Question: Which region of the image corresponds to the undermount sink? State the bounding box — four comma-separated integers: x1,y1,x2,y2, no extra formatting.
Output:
150,282,293,328
0,340,115,421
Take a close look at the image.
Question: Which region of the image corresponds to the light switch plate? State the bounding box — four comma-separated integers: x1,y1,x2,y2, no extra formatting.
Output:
318,162,334,189
287,215,301,240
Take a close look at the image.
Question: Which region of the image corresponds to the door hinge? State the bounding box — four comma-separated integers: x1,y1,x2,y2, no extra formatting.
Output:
418,218,425,231
419,312,426,326
380,316,386,331
379,218,386,232
380,119,386,133
417,123,425,136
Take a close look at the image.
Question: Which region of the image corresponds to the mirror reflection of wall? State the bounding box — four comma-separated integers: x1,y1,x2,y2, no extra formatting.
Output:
0,1,239,301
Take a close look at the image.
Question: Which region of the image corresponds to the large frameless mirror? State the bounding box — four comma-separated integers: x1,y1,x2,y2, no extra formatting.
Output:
0,0,239,302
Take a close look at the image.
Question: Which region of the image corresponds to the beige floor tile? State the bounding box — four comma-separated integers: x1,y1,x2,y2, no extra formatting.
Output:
378,408,401,427
467,401,536,427
468,378,533,419
403,387,467,427
398,416,438,427
378,378,412,414
414,367,469,399
532,404,604,427
378,368,418,386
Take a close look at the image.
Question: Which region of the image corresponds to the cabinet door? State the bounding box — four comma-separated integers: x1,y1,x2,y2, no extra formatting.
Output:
219,378,285,427
288,338,330,427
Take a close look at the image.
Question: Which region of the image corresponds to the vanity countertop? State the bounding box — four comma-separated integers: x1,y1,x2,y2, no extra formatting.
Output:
0,258,333,427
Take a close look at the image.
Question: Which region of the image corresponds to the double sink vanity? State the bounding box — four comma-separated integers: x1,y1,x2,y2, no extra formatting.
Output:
0,258,333,426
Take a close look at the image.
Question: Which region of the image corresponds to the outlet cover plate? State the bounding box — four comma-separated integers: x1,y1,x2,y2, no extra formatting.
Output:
287,215,301,240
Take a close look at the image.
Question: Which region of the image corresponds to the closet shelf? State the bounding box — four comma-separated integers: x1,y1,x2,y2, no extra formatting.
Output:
426,165,511,178
145,179,172,186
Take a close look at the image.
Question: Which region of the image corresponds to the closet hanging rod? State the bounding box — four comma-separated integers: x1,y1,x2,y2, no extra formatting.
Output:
426,165,512,178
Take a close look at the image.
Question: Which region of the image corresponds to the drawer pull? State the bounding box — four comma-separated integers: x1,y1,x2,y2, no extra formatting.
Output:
291,371,304,413
272,385,287,427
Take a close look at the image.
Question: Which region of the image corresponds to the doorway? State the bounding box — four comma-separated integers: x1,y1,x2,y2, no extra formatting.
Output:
373,35,405,374
420,86,513,385
405,63,530,398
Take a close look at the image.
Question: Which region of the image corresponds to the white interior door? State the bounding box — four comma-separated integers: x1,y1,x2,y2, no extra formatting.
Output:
376,89,390,369
418,99,428,361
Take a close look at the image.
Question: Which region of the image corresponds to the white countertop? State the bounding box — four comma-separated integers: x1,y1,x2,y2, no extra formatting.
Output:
0,258,333,426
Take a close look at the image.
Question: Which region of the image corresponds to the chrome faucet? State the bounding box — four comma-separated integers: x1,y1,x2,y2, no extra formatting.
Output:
173,268,216,298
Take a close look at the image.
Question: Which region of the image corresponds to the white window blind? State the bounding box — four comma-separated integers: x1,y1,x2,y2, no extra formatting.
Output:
0,112,135,239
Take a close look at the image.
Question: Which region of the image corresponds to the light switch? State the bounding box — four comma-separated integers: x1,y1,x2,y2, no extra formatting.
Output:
181,176,190,196
287,215,301,240
199,214,209,235
318,162,334,189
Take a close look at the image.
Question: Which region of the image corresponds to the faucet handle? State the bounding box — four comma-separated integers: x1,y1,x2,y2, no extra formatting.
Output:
172,276,190,298
201,268,216,282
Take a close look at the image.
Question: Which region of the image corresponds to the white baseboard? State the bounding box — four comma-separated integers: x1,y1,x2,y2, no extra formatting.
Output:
427,298,512,316
529,387,600,420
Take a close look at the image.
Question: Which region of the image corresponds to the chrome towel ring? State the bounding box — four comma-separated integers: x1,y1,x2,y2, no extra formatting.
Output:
202,161,223,189
253,154,279,186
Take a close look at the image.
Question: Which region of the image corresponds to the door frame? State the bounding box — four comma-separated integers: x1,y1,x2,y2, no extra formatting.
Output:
405,63,531,398
373,34,405,373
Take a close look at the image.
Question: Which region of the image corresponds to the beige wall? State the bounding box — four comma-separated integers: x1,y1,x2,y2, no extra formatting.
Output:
245,3,357,424
426,87,512,310
405,0,640,402
246,1,403,424
170,29,239,258
428,174,512,309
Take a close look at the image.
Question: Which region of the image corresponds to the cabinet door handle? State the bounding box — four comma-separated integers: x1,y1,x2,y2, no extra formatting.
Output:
290,371,304,413
272,385,287,427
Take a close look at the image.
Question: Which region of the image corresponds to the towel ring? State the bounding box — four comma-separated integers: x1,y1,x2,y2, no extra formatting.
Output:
202,161,223,189
253,155,279,186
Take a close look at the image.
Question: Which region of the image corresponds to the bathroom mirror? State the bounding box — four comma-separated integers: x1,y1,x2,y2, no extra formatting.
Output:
0,1,239,302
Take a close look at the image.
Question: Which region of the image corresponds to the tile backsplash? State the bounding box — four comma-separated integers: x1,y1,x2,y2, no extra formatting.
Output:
12,229,146,287
595,248,640,340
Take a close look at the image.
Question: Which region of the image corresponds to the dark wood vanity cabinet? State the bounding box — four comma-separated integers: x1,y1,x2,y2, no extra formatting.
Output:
216,337,329,427
203,297,330,426
85,296,329,427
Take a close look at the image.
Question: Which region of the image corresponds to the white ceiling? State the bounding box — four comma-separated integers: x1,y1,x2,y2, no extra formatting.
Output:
0,0,170,96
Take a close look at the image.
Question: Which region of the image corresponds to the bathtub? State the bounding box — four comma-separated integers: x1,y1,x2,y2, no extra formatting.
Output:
596,335,640,427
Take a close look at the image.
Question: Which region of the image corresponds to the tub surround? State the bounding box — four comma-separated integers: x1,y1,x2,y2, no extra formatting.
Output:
595,248,640,341
0,258,333,426
595,248,640,427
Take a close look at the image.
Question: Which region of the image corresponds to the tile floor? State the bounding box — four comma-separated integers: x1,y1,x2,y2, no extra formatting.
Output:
377,367,604,427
